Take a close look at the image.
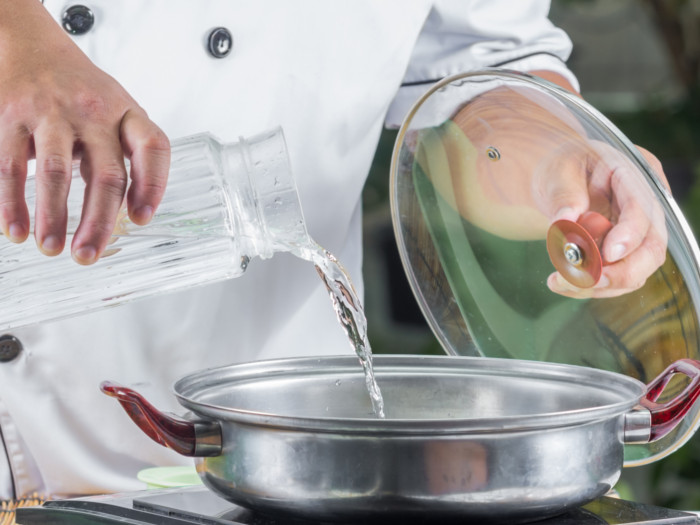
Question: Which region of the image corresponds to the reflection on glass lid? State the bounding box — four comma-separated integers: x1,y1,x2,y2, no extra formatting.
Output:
390,69,700,466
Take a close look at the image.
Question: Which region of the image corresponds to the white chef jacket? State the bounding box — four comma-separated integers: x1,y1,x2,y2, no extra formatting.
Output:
0,0,578,499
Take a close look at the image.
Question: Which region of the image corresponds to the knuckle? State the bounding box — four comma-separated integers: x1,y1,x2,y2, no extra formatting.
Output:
134,128,171,166
142,129,170,154
138,178,167,197
78,219,116,245
74,90,111,120
94,165,128,196
0,84,44,117
37,154,72,182
0,156,25,181
35,211,67,231
0,100,29,123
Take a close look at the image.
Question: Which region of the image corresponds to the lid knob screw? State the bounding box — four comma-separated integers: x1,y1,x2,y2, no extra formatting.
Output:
564,242,583,266
547,212,613,288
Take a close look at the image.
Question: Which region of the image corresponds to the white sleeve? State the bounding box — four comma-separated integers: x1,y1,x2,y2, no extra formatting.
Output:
385,0,579,128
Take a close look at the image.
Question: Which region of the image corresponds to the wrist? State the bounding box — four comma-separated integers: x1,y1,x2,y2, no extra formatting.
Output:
0,0,73,56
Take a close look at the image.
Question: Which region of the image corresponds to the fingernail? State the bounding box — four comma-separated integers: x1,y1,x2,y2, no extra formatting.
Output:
134,205,154,224
40,235,62,254
607,243,626,263
8,222,26,242
73,245,97,265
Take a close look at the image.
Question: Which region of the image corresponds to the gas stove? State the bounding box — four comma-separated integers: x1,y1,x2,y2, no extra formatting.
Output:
13,486,699,524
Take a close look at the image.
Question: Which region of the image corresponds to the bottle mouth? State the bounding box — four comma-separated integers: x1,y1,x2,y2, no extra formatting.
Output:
234,128,310,258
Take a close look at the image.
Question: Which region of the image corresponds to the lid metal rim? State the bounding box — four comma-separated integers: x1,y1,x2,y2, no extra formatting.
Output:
387,69,700,464
388,69,700,361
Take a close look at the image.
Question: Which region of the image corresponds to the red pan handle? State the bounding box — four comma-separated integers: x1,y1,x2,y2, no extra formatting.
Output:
641,359,700,442
101,381,221,457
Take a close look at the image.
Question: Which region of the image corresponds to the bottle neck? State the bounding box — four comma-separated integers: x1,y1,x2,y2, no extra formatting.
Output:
223,128,310,259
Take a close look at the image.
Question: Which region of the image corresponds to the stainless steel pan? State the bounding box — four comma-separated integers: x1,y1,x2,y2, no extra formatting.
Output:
102,354,700,523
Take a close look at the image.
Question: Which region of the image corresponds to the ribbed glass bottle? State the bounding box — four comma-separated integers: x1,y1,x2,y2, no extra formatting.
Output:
0,128,309,331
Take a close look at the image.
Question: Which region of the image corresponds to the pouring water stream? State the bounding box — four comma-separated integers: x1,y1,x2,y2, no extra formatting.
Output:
293,241,386,418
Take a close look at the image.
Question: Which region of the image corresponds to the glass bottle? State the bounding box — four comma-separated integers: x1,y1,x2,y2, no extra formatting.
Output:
0,128,310,331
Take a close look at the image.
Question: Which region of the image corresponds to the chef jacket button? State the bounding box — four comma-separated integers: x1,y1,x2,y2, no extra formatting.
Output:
0,335,22,362
62,5,95,35
207,27,233,58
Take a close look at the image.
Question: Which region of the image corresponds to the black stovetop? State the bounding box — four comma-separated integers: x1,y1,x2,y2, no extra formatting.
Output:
14,485,699,525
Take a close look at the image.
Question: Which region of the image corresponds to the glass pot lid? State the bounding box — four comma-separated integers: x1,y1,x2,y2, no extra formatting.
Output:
390,69,700,466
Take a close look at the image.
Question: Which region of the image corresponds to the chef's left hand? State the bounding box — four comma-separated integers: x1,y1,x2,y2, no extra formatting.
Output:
0,0,171,264
534,141,669,299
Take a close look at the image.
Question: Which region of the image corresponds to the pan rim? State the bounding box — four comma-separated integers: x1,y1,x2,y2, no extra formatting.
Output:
172,354,645,434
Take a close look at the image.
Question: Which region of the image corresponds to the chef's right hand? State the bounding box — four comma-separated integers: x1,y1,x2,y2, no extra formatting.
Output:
0,0,170,264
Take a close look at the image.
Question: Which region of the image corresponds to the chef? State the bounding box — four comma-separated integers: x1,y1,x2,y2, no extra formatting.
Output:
0,0,666,501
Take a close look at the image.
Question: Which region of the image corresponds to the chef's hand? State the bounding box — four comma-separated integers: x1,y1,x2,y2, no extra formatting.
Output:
527,71,669,298
535,141,669,299
0,0,170,264
446,71,669,300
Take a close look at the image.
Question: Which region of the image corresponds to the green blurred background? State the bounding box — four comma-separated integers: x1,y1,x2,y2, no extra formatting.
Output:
361,0,700,511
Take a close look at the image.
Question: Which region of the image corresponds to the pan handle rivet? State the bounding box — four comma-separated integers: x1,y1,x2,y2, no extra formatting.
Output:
564,242,583,266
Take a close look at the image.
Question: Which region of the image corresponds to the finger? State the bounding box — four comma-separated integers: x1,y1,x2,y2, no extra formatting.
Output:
532,145,590,222
120,109,170,225
72,135,128,265
547,272,595,299
586,141,649,219
586,142,657,262
32,123,75,255
547,272,638,299
547,229,666,299
597,230,667,293
601,155,666,264
547,271,639,299
600,197,650,264
0,126,31,242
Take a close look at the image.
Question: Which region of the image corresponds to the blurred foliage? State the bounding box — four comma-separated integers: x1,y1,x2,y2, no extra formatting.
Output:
644,0,700,106
363,128,397,214
608,99,700,228
552,0,700,509
647,436,700,509
610,105,700,510
560,0,700,109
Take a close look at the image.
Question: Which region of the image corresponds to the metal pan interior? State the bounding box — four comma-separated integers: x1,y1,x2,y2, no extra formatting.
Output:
173,354,645,433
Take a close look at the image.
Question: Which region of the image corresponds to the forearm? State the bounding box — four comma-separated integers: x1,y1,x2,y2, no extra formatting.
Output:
0,0,77,64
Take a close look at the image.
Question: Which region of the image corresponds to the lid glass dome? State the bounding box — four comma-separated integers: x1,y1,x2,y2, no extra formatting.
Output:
390,69,700,465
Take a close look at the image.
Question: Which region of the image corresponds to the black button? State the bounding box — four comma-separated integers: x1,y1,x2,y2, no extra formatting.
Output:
62,5,95,35
207,27,233,58
0,335,22,362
